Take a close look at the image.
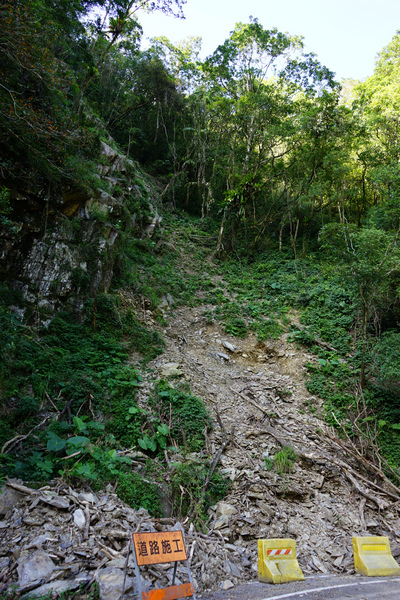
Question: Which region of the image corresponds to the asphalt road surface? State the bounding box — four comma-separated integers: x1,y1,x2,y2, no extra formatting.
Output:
199,574,400,599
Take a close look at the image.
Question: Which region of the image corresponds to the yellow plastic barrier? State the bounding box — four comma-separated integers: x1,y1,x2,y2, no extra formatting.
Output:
352,536,400,577
258,538,305,584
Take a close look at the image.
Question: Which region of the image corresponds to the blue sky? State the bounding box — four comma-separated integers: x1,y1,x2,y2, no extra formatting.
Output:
138,0,400,81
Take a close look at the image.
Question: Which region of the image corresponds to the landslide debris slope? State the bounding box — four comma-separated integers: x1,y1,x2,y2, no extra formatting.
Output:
130,220,400,584
1,217,400,599
138,301,400,582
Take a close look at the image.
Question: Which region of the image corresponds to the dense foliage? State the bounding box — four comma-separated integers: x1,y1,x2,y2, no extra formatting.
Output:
0,280,226,520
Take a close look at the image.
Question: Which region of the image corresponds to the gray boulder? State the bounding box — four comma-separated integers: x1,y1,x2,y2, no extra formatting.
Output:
17,551,55,585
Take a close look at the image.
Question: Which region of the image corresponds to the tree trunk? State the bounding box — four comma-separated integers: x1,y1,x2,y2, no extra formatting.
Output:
360,302,368,388
214,207,228,259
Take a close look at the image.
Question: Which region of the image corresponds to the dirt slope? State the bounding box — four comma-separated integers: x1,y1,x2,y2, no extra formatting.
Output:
136,301,400,584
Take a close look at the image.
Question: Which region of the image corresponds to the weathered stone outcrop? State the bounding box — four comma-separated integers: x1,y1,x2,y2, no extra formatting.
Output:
0,140,161,316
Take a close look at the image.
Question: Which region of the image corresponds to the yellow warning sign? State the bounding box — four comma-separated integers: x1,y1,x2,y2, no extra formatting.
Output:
352,536,400,577
258,538,305,584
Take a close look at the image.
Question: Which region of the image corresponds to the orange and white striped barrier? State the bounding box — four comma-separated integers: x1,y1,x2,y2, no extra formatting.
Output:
267,548,293,556
258,539,304,585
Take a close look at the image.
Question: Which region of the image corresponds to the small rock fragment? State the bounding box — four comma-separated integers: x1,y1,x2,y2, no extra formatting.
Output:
160,363,183,377
312,555,328,574
214,515,229,530
23,579,81,598
221,580,234,590
313,475,325,489
73,508,86,529
40,495,70,510
0,485,26,515
79,492,98,504
216,502,237,517
222,341,237,353
333,555,344,567
96,567,135,600
26,534,55,549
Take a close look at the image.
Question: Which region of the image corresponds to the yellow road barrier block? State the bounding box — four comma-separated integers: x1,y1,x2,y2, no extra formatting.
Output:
258,538,305,584
353,536,400,577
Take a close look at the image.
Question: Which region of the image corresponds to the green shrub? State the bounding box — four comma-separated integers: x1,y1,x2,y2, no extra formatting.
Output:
225,317,248,337
372,331,400,393
121,312,164,361
0,301,151,479
275,446,297,475
117,471,161,516
106,396,144,447
252,318,284,341
264,446,297,475
170,460,230,522
151,382,212,452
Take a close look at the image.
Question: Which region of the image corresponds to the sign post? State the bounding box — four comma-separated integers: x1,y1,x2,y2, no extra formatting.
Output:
123,530,196,600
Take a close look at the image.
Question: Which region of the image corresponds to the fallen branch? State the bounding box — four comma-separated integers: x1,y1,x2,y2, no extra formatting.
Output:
230,386,269,415
344,470,389,510
188,421,234,521
44,390,59,411
96,539,123,560
330,412,400,498
1,414,53,455
214,407,227,434
188,540,197,565
261,425,292,449
359,497,367,531
5,479,39,495
261,425,397,510
205,430,234,488
15,579,43,594
291,324,339,353
84,508,91,541
325,433,400,501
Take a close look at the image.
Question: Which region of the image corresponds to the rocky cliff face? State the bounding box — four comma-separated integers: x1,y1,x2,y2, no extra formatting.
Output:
0,140,161,318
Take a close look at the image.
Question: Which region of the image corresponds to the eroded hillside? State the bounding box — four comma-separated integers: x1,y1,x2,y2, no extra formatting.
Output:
133,298,400,584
